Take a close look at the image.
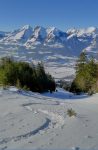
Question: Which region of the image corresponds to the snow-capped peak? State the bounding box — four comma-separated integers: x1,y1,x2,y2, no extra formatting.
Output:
14,25,33,41
67,27,98,37
33,26,47,39
1,25,98,58
46,27,57,33
46,27,64,36
22,25,32,30
2,25,33,43
86,27,97,33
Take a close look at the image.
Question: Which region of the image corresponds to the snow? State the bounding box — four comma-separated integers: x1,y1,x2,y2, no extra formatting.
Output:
29,26,47,42
47,43,64,48
46,27,60,36
0,25,98,150
67,27,98,37
0,25,98,59
0,25,98,81
2,25,33,43
0,87,98,149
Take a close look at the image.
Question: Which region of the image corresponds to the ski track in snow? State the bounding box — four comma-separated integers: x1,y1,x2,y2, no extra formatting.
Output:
1,88,98,149
38,109,65,128
0,117,51,145
24,104,65,130
0,101,65,146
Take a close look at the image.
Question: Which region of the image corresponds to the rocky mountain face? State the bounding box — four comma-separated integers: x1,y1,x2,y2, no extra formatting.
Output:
0,25,98,66
0,25,98,56
0,25,98,80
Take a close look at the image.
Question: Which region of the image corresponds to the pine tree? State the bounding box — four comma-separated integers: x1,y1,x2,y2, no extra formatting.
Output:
0,58,56,93
70,53,98,94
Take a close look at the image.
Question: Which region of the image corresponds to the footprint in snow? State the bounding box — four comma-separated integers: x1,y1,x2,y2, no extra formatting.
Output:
72,147,80,150
28,141,33,144
0,129,6,133
19,119,23,122
11,123,14,126
85,119,89,122
85,135,93,139
56,133,59,136
1,146,7,150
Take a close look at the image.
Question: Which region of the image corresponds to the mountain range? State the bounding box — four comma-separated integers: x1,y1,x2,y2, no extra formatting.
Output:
0,25,98,55
0,25,98,80
0,25,98,56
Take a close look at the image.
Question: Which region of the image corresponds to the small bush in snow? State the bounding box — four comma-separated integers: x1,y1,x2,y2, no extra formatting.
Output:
67,108,77,117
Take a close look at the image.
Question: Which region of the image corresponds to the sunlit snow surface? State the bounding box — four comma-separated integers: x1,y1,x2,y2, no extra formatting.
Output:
0,87,98,150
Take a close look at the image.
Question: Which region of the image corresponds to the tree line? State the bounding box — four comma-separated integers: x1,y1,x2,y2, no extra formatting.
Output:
0,57,56,93
70,52,98,94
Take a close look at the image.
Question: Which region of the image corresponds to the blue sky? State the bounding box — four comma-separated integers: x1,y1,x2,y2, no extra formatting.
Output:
0,0,98,31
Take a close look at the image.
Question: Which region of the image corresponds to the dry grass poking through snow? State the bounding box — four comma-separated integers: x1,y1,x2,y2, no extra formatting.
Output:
67,108,77,117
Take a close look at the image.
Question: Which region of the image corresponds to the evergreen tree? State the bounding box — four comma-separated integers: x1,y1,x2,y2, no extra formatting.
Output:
0,57,56,93
76,51,87,73
70,53,98,94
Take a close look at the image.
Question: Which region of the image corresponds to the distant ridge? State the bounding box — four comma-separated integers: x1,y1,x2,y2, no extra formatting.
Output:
0,25,98,57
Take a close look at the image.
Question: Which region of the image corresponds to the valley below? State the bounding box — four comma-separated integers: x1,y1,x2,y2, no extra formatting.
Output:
0,25,98,150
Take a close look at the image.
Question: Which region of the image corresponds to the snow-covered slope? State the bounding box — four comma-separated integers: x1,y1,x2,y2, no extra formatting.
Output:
25,26,68,48
1,25,33,44
0,87,98,150
25,26,47,47
0,31,9,39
